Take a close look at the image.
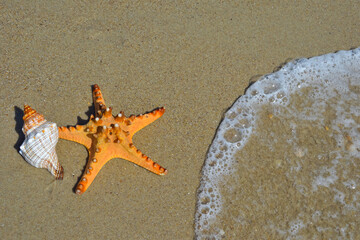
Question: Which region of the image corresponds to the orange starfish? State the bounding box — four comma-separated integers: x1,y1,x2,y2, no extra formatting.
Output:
58,84,167,195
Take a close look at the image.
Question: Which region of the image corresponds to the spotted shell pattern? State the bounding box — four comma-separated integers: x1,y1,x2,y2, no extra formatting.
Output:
19,105,64,179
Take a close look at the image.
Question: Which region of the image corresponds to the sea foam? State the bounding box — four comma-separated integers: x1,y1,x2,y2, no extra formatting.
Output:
195,48,360,239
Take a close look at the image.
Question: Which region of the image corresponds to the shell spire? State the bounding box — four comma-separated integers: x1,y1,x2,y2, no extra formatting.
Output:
19,105,64,180
22,104,46,136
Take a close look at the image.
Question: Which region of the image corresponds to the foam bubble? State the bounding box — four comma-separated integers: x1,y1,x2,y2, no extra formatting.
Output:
195,47,360,239
223,128,243,143
288,219,305,236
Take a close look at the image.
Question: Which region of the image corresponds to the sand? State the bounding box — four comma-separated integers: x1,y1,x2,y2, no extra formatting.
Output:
0,1,360,239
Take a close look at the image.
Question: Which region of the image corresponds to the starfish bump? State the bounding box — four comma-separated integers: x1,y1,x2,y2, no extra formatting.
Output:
59,84,167,195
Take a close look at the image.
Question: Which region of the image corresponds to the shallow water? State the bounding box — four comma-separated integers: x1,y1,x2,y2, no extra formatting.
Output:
195,48,360,239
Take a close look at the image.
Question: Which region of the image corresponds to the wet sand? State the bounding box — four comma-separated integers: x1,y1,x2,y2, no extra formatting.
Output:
1,1,360,239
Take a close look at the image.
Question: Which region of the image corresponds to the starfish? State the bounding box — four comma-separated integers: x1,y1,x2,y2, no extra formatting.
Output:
58,84,167,195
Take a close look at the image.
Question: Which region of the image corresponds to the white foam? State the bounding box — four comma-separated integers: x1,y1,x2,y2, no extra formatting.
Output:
195,47,360,239
312,165,339,191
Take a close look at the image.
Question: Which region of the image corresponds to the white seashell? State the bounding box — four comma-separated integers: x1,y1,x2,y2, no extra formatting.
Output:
19,105,64,179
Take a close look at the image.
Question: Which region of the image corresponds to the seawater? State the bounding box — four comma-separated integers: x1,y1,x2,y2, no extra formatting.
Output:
195,48,360,239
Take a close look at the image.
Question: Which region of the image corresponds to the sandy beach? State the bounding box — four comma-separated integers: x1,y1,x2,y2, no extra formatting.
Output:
1,1,360,239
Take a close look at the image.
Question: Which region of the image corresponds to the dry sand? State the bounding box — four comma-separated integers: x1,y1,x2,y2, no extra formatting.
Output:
1,1,360,239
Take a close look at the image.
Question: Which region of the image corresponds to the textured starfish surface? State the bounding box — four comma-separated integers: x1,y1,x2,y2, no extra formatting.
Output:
59,84,167,195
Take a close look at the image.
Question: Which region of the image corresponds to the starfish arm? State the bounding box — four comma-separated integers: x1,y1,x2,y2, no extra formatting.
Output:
114,143,167,176
126,107,165,138
75,147,108,195
58,126,92,149
75,142,167,194
92,84,107,117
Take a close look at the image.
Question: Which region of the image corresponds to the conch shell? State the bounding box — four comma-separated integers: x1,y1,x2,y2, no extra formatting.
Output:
19,105,64,179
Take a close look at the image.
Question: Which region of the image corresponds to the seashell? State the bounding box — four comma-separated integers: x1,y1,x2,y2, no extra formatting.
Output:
19,105,64,180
